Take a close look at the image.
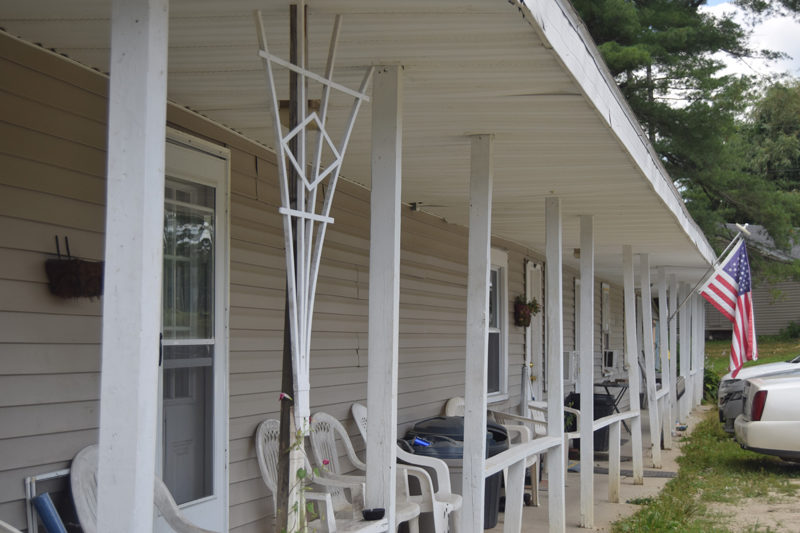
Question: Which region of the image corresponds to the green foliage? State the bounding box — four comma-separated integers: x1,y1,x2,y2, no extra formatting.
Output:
703,366,720,403
778,321,800,340
612,409,800,533
572,1,800,280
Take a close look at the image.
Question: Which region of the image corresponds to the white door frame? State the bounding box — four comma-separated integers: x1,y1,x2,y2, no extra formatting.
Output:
157,129,230,531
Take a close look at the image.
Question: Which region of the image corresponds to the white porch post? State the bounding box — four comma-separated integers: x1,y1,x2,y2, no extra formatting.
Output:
668,274,678,427
657,268,672,449
461,134,494,533
545,197,566,532
366,65,403,527
693,296,704,406
622,246,644,484
578,215,594,528
639,255,661,468
96,0,168,531
678,283,691,421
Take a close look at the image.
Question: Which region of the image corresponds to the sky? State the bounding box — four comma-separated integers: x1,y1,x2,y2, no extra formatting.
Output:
700,0,800,79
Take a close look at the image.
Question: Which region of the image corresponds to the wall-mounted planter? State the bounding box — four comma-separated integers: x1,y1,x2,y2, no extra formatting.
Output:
45,258,104,299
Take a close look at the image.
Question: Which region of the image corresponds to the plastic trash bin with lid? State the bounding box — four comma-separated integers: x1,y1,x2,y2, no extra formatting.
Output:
564,392,616,451
404,416,508,529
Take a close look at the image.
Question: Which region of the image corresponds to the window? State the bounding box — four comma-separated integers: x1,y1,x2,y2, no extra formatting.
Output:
488,249,508,399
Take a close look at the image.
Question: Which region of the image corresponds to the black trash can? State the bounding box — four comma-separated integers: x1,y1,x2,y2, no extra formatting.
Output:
563,393,616,451
404,416,508,529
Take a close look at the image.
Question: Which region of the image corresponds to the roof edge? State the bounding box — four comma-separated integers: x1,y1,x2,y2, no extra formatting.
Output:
515,0,716,267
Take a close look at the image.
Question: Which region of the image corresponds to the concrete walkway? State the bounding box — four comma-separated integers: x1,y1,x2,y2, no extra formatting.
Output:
488,406,707,532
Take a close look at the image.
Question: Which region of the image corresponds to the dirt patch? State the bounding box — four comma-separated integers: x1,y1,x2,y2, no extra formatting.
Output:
708,493,800,532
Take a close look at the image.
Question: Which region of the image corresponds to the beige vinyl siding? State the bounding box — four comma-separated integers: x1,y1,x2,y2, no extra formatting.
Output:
0,34,107,529
0,32,634,532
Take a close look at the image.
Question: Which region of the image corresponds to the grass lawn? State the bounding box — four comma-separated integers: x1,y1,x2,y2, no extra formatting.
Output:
612,336,800,533
705,337,800,377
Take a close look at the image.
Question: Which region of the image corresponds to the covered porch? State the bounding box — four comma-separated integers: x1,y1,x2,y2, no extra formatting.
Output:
0,1,712,532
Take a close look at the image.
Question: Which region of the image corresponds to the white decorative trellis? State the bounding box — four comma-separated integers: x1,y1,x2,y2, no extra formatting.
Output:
254,7,373,429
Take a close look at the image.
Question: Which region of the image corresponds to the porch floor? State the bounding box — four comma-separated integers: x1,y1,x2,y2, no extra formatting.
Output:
489,405,708,532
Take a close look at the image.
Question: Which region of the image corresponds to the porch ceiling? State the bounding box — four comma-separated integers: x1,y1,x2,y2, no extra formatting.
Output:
0,0,715,283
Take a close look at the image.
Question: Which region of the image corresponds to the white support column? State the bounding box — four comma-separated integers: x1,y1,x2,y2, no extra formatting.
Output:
693,296,704,406
678,283,691,421
366,65,403,528
545,197,566,532
461,134,493,533
657,268,672,449
623,246,644,484
668,274,678,427
639,254,661,468
578,215,594,528
608,421,621,503
96,1,168,531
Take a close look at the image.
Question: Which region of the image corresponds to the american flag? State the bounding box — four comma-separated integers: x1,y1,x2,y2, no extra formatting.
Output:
699,239,757,377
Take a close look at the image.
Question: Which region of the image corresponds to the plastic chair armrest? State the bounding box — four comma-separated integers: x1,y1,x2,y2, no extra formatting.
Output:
396,447,452,495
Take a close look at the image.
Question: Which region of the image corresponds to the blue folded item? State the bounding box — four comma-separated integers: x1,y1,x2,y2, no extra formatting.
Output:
31,493,68,533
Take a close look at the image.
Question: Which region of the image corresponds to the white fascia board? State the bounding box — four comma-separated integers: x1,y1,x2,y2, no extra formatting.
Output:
515,0,716,266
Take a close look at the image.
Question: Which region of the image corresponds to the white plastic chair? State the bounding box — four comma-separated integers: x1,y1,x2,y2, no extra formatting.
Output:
256,419,342,531
0,520,23,533
70,445,218,533
309,412,420,533
351,403,462,533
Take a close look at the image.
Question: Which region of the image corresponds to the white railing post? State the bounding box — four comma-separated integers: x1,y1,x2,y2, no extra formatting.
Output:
365,65,403,528
97,1,168,531
608,421,621,503
658,268,672,449
639,254,661,468
545,197,565,532
693,296,704,406
461,134,494,533
678,283,691,421
623,246,644,484
578,215,594,528
668,274,678,430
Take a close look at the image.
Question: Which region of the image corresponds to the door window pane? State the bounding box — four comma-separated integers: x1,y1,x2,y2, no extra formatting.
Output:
488,332,501,394
162,178,215,505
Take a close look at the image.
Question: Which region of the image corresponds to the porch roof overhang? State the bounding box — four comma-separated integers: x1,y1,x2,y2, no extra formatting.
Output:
0,0,715,283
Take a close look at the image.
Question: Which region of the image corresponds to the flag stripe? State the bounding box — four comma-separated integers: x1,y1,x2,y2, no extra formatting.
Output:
698,239,757,377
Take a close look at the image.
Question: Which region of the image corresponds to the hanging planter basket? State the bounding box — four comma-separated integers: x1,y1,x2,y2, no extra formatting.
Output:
44,236,104,299
514,295,540,328
45,258,104,299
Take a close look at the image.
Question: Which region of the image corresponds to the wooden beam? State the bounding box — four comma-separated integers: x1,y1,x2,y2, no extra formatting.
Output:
608,421,621,503
578,215,594,528
461,134,493,533
545,197,566,532
657,268,672,450
622,246,644,484
365,65,403,529
96,1,168,531
678,283,690,421
668,274,678,430
693,296,705,407
639,254,661,468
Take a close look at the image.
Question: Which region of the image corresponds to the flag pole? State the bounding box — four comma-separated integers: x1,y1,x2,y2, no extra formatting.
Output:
668,225,750,322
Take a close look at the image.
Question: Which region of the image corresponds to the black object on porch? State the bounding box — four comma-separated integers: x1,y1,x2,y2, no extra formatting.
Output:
564,393,616,451
404,416,508,529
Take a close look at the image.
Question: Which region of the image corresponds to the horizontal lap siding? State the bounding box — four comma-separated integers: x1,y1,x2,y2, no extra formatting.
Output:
1,33,609,533
0,35,107,530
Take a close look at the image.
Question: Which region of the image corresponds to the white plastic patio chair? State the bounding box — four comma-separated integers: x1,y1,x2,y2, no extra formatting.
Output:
351,403,462,533
255,419,341,531
0,520,23,533
309,412,420,533
70,445,218,533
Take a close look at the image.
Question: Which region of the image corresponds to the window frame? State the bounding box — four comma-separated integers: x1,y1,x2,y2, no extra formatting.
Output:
488,248,509,402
